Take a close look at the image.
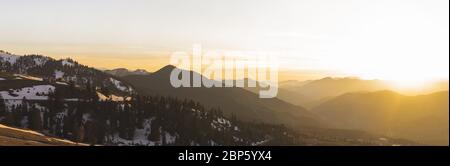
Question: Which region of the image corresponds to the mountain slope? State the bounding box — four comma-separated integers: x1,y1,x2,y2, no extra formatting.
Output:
122,65,326,128
277,77,449,108
0,124,84,146
1,50,427,146
243,80,317,109
313,90,449,145
0,51,134,98
282,77,390,100
0,74,300,146
1,51,326,146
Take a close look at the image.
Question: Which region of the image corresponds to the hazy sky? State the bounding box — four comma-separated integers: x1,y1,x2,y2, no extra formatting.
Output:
0,0,448,83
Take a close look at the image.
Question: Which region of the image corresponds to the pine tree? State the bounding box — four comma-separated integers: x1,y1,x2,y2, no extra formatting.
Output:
2,111,15,126
0,99,5,114
149,119,161,142
85,121,98,145
73,122,85,143
28,107,42,131
12,105,23,127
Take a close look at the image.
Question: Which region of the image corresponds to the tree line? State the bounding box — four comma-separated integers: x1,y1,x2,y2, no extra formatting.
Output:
0,86,299,146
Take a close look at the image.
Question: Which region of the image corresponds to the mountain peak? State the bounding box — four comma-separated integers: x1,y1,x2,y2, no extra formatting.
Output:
134,69,148,73
154,65,177,75
161,64,177,70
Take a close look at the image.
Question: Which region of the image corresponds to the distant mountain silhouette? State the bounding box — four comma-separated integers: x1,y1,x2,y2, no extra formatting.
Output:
313,90,449,145
105,68,151,77
278,80,313,89
284,77,390,100
274,77,390,108
242,79,316,108
0,52,134,96
243,77,390,109
122,65,326,128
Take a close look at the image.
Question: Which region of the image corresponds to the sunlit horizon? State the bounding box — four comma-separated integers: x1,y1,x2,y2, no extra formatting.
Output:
1,0,448,91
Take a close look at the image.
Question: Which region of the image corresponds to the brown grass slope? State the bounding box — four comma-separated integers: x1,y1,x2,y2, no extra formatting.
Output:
0,124,84,146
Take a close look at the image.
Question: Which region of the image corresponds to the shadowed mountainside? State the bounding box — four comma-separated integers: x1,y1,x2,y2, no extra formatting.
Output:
122,65,326,129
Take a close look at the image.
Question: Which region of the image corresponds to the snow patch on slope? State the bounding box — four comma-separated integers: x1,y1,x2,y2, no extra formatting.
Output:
62,59,75,67
54,70,64,79
109,119,155,146
109,78,132,92
33,57,48,66
0,52,18,64
3,100,22,109
211,117,232,131
108,118,177,146
0,85,55,100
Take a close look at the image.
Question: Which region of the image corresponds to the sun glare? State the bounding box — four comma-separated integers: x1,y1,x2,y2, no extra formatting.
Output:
387,79,429,90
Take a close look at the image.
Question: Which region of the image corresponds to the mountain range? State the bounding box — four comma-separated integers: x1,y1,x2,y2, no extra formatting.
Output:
313,90,449,145
0,51,134,101
1,50,448,146
121,65,325,128
278,77,391,107
104,68,151,77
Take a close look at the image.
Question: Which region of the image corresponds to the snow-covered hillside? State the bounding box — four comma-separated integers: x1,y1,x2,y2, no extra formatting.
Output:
0,51,18,64
108,118,177,146
0,51,135,97
109,78,133,92
61,59,75,67
0,85,55,100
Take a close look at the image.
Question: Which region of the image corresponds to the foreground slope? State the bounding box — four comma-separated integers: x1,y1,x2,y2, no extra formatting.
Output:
0,124,83,146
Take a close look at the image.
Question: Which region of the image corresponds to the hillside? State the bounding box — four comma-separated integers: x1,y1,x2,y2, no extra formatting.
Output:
0,55,307,146
0,51,427,146
313,90,449,145
0,51,134,98
122,65,326,129
0,124,83,146
0,79,303,146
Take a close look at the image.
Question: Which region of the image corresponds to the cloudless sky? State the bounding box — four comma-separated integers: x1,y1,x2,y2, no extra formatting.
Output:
0,0,448,83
